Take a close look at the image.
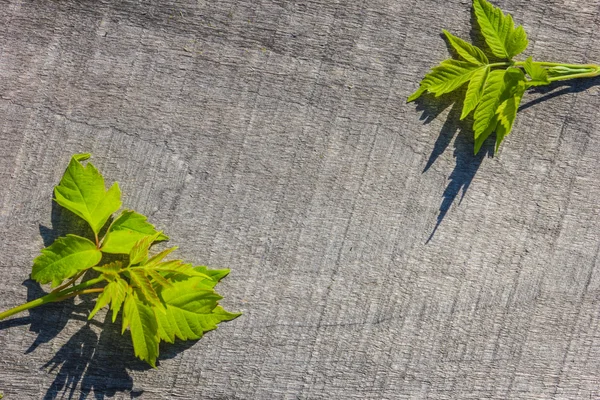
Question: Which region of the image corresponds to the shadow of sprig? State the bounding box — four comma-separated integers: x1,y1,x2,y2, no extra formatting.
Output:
42,312,148,400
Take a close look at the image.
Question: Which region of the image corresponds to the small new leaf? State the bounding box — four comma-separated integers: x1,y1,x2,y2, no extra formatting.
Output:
54,155,122,234
144,247,177,268
137,259,211,280
89,275,128,322
129,269,164,310
101,210,168,254
32,234,102,287
523,57,550,86
473,0,528,59
443,30,488,65
147,270,174,288
129,233,162,266
494,79,526,150
93,260,123,280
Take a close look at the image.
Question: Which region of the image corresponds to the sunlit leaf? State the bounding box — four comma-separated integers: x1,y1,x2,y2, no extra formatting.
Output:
443,30,489,65
31,234,102,287
54,155,121,234
101,210,168,254
473,0,528,59
408,60,481,102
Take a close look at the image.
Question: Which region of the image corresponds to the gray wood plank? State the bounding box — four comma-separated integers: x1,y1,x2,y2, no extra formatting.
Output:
1,0,600,398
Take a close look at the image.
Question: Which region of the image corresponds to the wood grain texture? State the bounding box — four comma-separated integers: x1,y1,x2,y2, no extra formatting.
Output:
1,0,600,398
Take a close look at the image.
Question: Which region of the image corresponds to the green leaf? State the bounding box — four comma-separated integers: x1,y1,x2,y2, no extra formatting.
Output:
140,260,210,279
129,269,164,310
473,69,507,142
461,65,490,119
473,68,526,153
73,153,91,162
407,86,427,103
89,275,128,322
54,155,122,234
169,274,220,292
134,247,211,280
32,234,102,287
194,266,230,283
547,65,597,79
443,30,489,65
523,57,550,86
129,233,162,266
473,0,528,59
101,210,168,254
93,260,123,279
143,247,178,268
408,60,480,102
147,270,174,288
123,294,160,367
121,286,133,334
155,278,240,344
494,79,526,151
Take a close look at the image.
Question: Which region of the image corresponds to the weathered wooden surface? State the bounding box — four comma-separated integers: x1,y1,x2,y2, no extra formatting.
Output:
1,0,600,398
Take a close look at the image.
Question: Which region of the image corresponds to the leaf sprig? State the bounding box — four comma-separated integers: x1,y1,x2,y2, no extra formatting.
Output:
408,0,600,154
0,154,240,367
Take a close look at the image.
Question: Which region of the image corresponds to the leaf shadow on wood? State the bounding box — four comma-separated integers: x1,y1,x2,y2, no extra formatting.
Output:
41,312,198,400
39,201,95,248
0,297,196,399
519,75,600,112
0,280,138,400
413,91,494,242
41,313,148,400
9,198,99,353
0,282,137,400
0,280,78,353
415,74,600,242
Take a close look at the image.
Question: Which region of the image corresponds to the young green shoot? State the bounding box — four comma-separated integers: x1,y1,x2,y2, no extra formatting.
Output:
0,154,240,367
408,0,600,154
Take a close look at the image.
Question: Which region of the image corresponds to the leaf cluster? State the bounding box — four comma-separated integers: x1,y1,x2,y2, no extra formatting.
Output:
31,154,240,367
408,0,552,153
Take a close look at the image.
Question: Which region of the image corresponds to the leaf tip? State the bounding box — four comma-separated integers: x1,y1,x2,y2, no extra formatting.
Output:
407,87,425,103
157,232,170,241
73,153,91,162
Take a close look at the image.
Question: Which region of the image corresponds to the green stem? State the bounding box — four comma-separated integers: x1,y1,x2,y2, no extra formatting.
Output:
98,216,119,248
0,295,56,321
489,60,600,70
53,288,104,303
547,70,600,82
51,270,86,293
522,61,600,69
488,60,600,82
0,276,105,321
488,61,514,68
59,276,105,297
